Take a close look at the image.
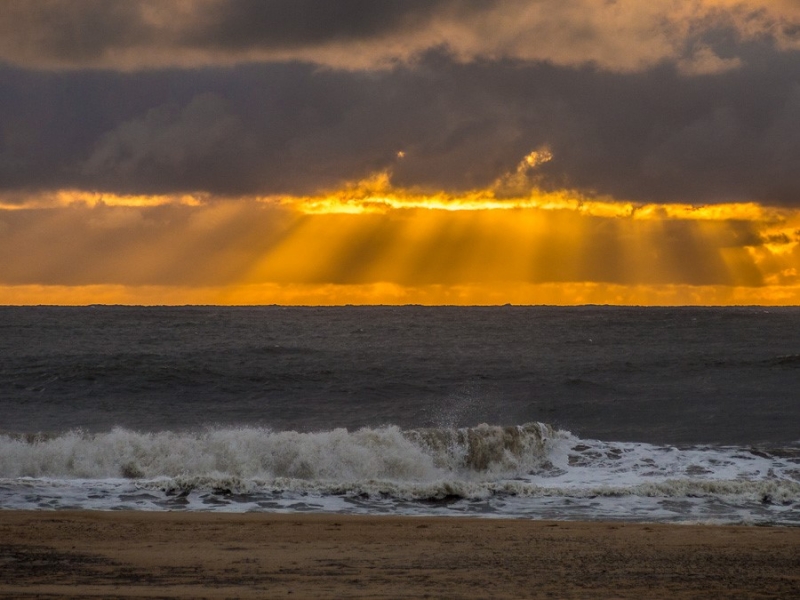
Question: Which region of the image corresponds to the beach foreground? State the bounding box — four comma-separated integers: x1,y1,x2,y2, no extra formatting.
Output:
1,511,798,599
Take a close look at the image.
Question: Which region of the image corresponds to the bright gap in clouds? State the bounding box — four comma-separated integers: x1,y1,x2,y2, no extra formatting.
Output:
1,173,798,306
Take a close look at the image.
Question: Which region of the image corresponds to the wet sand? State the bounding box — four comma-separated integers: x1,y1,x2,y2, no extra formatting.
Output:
1,510,798,598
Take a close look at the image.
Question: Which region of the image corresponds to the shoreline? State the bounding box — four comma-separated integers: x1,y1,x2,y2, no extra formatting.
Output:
1,510,799,598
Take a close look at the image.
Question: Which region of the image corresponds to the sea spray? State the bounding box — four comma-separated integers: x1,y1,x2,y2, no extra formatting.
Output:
405,422,556,472
0,422,560,481
2,422,799,523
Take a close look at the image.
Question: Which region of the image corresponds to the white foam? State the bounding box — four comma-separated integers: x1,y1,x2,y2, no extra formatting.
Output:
0,423,557,480
1,423,798,524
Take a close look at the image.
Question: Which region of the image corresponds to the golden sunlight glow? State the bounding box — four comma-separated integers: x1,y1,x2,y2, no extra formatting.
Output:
2,282,799,307
0,190,204,210
271,171,783,225
2,173,800,305
238,174,800,304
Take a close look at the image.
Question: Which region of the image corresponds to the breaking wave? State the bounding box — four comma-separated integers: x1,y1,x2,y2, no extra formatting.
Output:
0,422,557,481
2,422,799,523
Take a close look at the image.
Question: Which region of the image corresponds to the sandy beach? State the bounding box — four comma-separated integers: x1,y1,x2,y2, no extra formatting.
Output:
0,511,797,598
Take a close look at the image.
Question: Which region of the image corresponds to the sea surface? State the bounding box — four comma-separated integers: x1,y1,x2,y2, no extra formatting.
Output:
1,305,798,524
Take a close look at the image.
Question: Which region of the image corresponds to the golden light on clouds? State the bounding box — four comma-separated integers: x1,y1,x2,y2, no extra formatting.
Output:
0,190,203,210
2,2,799,308
3,0,797,73
1,174,799,306
273,168,779,223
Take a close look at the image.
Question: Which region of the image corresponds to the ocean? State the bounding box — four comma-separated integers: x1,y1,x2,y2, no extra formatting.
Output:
1,305,798,524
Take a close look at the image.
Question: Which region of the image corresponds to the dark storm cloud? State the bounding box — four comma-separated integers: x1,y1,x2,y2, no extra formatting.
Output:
81,92,261,194
1,46,800,205
3,1,799,72
0,0,491,69
0,1,150,64
181,0,486,50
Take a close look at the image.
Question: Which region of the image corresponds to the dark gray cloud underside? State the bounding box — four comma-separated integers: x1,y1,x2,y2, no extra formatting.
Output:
185,0,490,50
1,0,492,63
1,50,799,205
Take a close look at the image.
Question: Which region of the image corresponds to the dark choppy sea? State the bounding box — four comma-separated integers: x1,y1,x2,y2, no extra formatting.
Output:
1,306,798,524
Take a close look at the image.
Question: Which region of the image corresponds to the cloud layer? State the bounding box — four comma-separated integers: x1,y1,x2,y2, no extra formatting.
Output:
1,1,799,205
2,1,800,304
1,50,799,204
2,0,799,72
2,198,796,287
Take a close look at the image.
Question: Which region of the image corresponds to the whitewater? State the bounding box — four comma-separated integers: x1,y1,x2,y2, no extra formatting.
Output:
2,306,799,523
2,423,798,524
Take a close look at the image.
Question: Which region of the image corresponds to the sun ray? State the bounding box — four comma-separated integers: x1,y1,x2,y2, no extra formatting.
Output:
2,175,800,305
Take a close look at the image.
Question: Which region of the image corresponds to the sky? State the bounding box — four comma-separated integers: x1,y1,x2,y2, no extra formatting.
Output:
1,0,800,305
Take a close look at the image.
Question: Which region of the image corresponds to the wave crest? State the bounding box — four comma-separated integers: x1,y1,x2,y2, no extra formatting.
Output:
0,422,561,481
